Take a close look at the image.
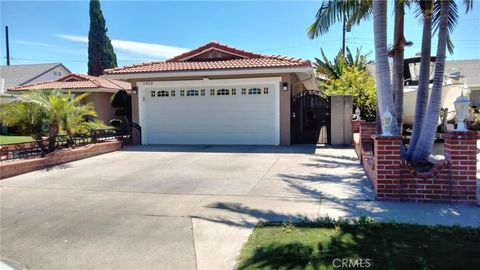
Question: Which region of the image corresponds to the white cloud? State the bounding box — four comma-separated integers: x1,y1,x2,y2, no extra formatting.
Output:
56,34,88,43
13,40,61,48
55,34,189,59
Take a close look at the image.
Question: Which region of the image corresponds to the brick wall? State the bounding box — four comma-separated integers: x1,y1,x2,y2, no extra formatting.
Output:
353,121,377,163
352,120,365,134
0,141,121,180
373,135,403,200
369,131,478,204
443,131,478,203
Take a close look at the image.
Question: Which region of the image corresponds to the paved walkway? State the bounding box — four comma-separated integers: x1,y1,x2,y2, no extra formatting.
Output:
1,145,479,270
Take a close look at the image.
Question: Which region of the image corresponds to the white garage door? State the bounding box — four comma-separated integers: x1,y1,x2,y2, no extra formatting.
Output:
138,77,281,145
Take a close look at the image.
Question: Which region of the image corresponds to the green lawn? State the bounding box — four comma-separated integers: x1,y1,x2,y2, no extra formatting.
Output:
237,218,480,270
0,135,33,144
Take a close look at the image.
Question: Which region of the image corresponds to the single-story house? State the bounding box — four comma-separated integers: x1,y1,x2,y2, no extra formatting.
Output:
103,41,320,145
0,63,71,104
7,73,131,123
443,59,480,106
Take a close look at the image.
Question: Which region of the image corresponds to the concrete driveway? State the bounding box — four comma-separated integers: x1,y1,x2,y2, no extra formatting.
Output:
1,145,479,270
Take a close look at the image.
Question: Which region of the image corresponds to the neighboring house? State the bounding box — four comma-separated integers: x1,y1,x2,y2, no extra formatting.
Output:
0,63,71,104
368,59,480,126
104,41,318,146
0,78,16,105
8,73,131,123
0,63,71,90
443,59,480,106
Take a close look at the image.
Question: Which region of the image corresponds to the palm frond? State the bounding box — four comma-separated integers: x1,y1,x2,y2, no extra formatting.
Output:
308,0,373,39
463,0,473,12
432,0,458,54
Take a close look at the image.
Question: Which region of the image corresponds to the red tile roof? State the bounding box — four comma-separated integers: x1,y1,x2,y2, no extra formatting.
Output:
104,41,311,75
9,73,131,91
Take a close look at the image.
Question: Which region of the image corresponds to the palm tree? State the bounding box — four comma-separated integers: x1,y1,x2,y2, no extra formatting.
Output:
315,47,371,80
411,0,450,162
307,0,373,40
372,0,400,136
0,101,48,153
407,0,435,159
314,49,346,80
61,94,97,136
309,0,473,163
391,0,409,132
20,90,97,151
408,0,473,163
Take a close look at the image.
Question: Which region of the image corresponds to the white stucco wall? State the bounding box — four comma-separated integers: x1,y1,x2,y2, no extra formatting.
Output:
26,65,71,85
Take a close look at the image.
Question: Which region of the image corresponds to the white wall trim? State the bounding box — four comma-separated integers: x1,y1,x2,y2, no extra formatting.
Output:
104,67,313,80
138,89,148,144
137,77,281,88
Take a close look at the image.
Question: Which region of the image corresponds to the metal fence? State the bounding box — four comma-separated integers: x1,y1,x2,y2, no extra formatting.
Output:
0,124,140,162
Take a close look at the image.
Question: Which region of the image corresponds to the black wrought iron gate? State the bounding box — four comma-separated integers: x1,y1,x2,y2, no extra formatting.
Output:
291,90,330,144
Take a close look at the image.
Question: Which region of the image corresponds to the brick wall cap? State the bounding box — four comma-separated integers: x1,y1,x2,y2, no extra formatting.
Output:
360,122,377,127
372,135,403,140
444,131,478,140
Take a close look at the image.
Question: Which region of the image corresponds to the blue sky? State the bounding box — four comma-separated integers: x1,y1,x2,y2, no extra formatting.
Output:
1,0,479,73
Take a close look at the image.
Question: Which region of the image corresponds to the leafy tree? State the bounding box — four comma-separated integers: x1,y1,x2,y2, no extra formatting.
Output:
88,0,117,76
323,66,377,121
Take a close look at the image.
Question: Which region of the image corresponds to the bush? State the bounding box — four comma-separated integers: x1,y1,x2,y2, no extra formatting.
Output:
110,90,129,108
322,66,377,121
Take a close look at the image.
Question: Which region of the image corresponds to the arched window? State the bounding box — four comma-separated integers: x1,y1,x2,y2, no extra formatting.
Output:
216,89,230,95
157,90,169,97
248,88,262,95
186,90,199,96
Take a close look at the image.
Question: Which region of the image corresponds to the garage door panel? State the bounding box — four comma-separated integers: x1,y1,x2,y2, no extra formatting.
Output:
140,80,279,145
148,123,275,134
147,132,274,145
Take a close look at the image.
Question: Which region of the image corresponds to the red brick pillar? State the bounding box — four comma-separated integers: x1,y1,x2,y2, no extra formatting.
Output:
359,122,377,154
444,131,478,203
352,120,365,133
373,135,403,200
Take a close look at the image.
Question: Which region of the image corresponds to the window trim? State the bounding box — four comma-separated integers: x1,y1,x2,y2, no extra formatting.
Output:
186,89,199,96
157,90,169,97
216,88,230,96
248,88,262,95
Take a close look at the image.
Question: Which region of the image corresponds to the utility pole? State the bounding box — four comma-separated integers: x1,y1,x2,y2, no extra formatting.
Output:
342,15,351,56
342,15,346,56
5,26,10,65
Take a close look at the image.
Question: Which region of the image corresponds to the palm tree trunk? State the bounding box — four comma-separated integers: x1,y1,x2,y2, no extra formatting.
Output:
412,0,450,163
373,0,399,135
48,124,58,153
33,133,47,156
392,0,405,134
407,0,433,159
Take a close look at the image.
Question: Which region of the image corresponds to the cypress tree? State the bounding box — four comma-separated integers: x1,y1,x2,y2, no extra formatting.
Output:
88,0,117,76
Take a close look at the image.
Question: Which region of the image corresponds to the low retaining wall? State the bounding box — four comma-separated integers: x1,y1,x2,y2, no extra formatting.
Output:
353,121,478,204
0,141,121,180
